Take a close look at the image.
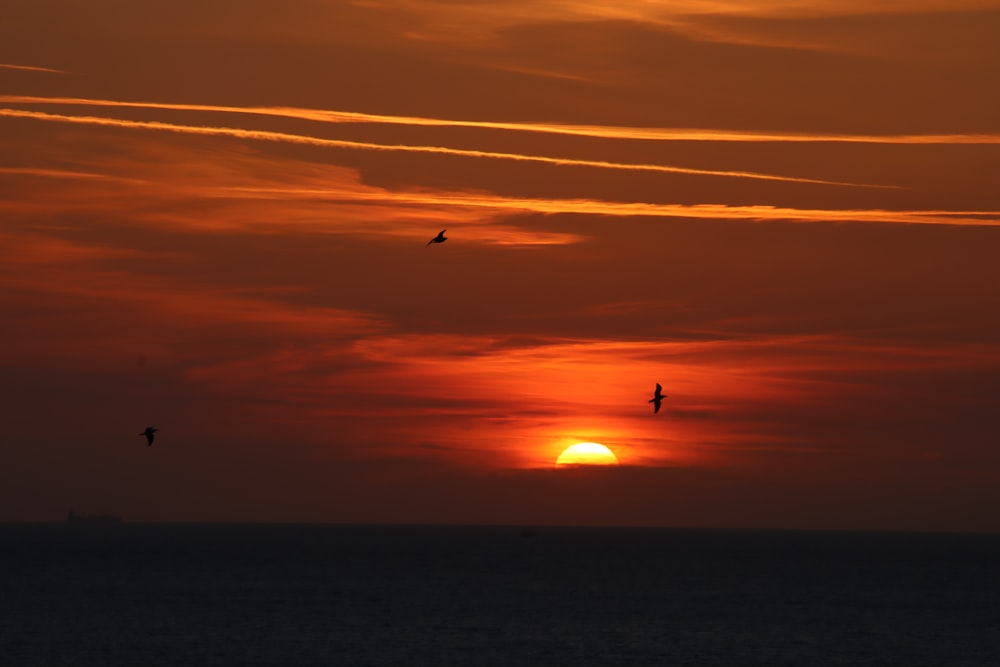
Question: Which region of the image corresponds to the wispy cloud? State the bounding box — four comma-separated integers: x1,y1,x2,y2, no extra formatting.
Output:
3,128,993,231
185,328,1000,468
0,107,889,188
0,232,388,369
186,331,817,466
0,63,67,74
5,95,998,145
341,0,1000,30
0,143,581,244
225,185,1000,227
339,0,1000,56
0,166,146,183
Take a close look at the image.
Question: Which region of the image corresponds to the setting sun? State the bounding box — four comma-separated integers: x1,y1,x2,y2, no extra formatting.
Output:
556,442,619,466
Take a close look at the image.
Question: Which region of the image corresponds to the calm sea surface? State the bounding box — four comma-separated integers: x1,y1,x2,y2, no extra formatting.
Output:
1,524,998,666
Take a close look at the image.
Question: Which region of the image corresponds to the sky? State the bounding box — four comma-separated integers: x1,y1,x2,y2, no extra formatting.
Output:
1,0,999,531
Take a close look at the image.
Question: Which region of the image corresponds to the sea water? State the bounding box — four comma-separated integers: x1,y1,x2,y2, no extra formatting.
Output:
1,524,998,666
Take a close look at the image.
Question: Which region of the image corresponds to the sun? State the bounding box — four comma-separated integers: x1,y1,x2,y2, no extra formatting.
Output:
556,442,619,466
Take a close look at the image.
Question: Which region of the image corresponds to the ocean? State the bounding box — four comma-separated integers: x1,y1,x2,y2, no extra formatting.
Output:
1,524,998,666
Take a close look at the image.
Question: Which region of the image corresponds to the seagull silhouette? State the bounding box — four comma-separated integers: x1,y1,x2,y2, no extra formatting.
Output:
139,426,158,446
648,383,667,414
426,229,447,246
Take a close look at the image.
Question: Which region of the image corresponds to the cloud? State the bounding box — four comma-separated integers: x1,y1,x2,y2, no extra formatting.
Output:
0,137,584,245
5,95,998,145
332,0,1000,32
0,63,67,74
0,166,146,183
0,106,888,187
171,328,1000,475
236,187,999,227
336,0,1000,56
3,122,994,231
0,230,387,371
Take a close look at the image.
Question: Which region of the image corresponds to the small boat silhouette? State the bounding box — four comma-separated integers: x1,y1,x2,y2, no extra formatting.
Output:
66,510,122,526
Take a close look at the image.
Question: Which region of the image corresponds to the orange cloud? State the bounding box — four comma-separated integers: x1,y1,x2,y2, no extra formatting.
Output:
328,0,1000,52
4,127,994,233
339,0,998,33
0,63,66,74
0,137,582,245
0,230,386,370
180,327,1000,473
6,95,997,145
0,166,146,183
0,106,890,187
239,187,999,227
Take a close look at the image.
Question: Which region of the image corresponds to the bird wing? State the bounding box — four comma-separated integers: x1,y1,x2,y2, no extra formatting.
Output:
655,383,662,395
653,401,661,414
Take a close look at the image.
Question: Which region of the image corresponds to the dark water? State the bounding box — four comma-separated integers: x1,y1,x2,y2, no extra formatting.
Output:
2,524,999,666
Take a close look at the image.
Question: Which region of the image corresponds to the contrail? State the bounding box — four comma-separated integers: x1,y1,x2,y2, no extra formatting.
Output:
223,185,1000,227
2,95,998,145
0,166,144,183
0,64,67,74
0,107,889,187
4,160,993,229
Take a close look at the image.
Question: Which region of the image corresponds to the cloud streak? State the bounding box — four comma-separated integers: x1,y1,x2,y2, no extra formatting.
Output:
4,95,998,145
0,232,388,371
0,63,66,74
0,107,892,188
4,138,993,231
225,185,1000,227
0,166,146,183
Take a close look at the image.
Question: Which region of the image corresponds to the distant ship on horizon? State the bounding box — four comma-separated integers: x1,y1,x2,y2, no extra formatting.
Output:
65,510,124,526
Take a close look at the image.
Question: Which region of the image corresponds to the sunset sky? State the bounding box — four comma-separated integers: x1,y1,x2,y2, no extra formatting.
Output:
2,0,998,530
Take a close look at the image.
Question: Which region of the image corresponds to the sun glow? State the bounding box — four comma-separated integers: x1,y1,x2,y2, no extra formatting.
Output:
556,442,619,466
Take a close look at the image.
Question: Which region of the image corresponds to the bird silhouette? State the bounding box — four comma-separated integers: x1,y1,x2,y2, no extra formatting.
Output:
139,426,158,446
648,383,667,414
426,229,447,246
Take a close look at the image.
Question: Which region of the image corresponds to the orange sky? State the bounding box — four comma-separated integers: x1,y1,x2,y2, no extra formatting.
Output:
1,0,999,530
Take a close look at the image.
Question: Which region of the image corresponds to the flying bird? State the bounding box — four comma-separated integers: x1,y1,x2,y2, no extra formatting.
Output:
139,426,158,446
426,229,447,246
648,383,667,414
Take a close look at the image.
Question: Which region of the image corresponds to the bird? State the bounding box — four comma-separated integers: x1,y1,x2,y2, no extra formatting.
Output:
426,229,447,246
139,426,158,446
648,383,667,414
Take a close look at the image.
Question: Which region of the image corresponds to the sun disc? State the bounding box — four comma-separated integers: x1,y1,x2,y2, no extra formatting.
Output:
556,442,619,466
